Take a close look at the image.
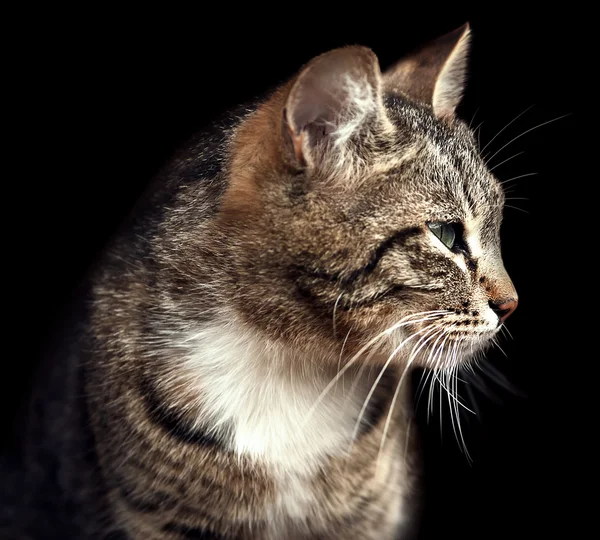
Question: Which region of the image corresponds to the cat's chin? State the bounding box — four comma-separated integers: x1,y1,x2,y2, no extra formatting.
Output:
367,326,498,371
425,330,497,370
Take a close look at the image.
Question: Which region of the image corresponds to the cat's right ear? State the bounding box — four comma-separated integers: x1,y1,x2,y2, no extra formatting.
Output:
383,23,471,121
282,46,388,174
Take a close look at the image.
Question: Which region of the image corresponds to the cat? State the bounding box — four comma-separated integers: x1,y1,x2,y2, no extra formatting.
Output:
1,22,518,539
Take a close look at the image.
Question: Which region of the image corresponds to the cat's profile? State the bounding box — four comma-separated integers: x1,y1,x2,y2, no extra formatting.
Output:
1,23,517,539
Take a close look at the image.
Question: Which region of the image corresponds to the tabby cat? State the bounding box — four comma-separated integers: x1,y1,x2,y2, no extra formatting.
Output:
1,23,518,539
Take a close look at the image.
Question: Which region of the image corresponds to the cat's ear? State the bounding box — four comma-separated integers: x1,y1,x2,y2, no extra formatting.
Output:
383,23,471,121
282,46,387,171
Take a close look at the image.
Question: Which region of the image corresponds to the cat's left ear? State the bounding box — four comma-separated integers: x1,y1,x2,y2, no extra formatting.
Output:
282,46,388,171
383,23,471,121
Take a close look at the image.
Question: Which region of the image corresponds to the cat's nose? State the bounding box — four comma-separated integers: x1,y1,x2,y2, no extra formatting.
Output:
488,298,518,322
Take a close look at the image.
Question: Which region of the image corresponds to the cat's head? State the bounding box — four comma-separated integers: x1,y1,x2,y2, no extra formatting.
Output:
215,23,517,369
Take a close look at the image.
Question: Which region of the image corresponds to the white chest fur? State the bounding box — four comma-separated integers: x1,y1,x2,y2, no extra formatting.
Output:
177,316,410,534
181,318,367,477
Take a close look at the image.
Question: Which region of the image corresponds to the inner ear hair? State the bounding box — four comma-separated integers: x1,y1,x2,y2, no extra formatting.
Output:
283,46,385,171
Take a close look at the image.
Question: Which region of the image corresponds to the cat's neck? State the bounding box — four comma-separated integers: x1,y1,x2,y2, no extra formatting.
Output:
169,313,409,477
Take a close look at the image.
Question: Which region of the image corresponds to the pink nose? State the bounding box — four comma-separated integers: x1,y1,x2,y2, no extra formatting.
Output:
489,298,518,322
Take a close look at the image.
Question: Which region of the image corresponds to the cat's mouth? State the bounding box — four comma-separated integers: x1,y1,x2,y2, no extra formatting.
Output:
375,313,500,370
420,325,498,369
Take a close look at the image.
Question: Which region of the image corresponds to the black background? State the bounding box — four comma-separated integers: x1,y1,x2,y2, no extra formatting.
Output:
13,6,587,540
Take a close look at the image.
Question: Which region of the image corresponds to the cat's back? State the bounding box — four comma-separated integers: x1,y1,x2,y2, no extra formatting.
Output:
0,115,242,538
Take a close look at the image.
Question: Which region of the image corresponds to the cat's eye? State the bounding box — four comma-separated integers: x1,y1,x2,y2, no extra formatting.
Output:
427,222,456,250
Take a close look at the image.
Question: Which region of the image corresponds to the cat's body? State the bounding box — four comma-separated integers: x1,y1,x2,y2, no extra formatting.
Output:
81,112,419,539
2,24,518,539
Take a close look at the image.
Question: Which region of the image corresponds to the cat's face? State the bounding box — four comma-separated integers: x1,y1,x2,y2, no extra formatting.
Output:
216,25,517,370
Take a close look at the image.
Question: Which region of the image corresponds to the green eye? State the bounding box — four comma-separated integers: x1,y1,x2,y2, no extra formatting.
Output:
428,222,456,250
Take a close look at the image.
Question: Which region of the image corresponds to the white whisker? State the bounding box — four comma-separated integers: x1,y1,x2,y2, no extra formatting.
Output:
415,367,434,415
429,331,453,421
472,120,485,149
345,319,447,461
414,329,447,412
480,105,534,154
468,107,480,130
375,325,444,475
492,337,508,358
487,151,524,173
501,324,514,340
451,351,472,463
499,172,538,186
485,113,570,165
504,204,529,214
332,292,344,339
303,311,447,426
338,327,353,394
436,368,476,415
